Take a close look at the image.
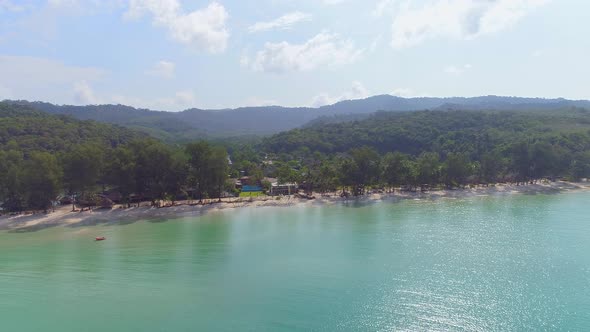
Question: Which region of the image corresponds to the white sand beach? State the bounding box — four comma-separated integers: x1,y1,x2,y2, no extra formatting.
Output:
2,181,589,232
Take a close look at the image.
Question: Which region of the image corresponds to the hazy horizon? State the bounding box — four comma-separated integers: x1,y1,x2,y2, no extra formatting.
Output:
4,93,590,113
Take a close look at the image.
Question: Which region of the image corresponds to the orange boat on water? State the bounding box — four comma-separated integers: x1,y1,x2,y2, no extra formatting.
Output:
95,237,106,241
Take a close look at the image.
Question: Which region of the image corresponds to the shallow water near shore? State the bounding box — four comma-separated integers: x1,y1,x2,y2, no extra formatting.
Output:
1,191,590,331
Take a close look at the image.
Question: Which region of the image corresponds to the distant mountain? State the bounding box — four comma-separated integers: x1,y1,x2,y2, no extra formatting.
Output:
1,102,202,142
3,95,590,140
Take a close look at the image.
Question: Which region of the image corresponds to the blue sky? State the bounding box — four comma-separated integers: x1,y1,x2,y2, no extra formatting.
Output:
0,0,587,111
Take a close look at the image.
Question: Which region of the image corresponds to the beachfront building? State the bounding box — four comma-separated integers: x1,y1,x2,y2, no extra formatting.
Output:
270,182,298,196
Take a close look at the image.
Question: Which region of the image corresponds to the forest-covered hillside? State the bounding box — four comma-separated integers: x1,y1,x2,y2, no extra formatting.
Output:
0,103,144,153
0,104,213,213
264,108,590,157
260,108,590,194
5,95,590,140
3,103,590,213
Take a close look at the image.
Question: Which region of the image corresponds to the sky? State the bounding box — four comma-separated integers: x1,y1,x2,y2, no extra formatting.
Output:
0,0,588,111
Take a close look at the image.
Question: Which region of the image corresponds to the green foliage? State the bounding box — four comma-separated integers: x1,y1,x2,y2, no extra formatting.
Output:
247,164,264,186
381,152,409,189
8,97,590,142
316,162,339,193
262,109,590,193
0,103,142,154
442,153,471,188
61,144,104,195
209,146,230,200
133,140,187,203
104,146,137,205
264,109,590,157
0,105,229,212
416,152,441,189
335,147,381,195
276,163,300,184
21,152,61,211
569,151,590,181
185,141,229,201
0,150,25,211
4,102,590,210
239,192,265,198
480,151,505,184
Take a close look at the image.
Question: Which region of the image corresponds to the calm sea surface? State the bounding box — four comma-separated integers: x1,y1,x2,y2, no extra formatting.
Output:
2,192,590,331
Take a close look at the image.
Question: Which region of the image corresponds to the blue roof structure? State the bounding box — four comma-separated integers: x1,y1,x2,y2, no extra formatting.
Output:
242,185,263,192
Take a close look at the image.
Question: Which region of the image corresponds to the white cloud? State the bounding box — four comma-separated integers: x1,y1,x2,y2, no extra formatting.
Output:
373,0,396,17
46,0,124,12
0,55,105,103
248,11,311,33
0,55,107,104
250,32,362,73
444,63,472,75
172,90,195,106
390,0,550,49
73,80,100,104
323,0,345,4
48,0,79,7
0,55,104,84
125,1,229,53
125,0,179,22
0,0,25,12
146,60,175,79
1,1,125,47
311,81,369,107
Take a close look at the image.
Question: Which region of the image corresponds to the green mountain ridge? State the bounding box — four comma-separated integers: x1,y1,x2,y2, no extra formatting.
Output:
263,108,590,157
0,103,145,154
3,95,589,141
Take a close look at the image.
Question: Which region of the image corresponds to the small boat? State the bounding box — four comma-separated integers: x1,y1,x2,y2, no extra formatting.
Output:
95,237,106,241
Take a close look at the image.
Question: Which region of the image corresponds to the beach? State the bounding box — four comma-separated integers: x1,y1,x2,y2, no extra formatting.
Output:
2,180,589,232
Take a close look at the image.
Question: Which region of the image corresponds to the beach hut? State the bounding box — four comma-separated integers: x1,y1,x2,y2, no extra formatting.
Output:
103,190,123,203
99,196,114,209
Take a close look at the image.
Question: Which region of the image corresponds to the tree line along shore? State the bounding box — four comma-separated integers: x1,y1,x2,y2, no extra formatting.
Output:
2,104,590,215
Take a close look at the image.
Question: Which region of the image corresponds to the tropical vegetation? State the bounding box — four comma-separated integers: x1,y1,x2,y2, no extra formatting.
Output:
2,104,590,214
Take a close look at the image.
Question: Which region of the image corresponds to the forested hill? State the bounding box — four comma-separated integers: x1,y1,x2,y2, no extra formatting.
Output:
0,103,233,214
0,103,144,153
4,95,589,140
263,108,590,158
0,103,185,213
1,102,205,143
259,108,590,193
3,102,590,213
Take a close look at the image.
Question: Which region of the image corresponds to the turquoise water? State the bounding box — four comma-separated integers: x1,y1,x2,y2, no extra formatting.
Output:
1,192,590,331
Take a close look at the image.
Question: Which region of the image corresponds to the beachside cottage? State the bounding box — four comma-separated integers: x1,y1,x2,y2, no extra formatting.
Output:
239,176,252,186
270,182,298,196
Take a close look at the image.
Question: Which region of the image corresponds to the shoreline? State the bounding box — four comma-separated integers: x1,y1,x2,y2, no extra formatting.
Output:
2,181,589,232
